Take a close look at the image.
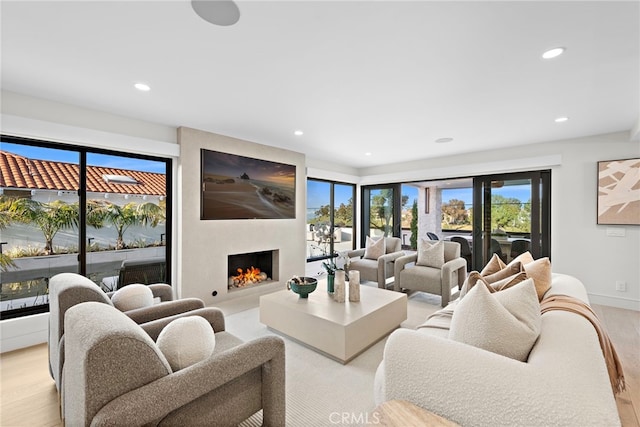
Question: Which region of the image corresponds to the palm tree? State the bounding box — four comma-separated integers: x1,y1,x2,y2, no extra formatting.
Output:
8,198,79,255
89,200,164,250
0,196,18,271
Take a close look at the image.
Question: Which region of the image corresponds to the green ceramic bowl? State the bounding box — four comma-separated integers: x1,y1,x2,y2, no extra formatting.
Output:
287,277,318,298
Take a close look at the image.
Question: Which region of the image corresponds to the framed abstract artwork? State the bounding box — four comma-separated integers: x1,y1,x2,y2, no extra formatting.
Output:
200,149,296,220
597,158,640,225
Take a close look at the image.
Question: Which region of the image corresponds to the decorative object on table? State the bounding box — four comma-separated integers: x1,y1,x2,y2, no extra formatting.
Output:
322,258,339,293
287,276,318,298
334,270,346,303
597,158,640,225
348,270,360,302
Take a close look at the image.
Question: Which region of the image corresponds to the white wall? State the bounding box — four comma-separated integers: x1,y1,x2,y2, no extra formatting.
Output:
177,127,307,305
354,132,640,310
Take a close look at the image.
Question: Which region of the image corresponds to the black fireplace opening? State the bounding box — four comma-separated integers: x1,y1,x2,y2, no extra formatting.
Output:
227,250,274,289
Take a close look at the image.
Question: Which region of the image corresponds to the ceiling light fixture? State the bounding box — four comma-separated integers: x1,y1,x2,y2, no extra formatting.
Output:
555,116,569,123
435,137,453,143
192,0,240,26
542,47,566,59
294,130,304,136
365,152,372,156
134,83,150,92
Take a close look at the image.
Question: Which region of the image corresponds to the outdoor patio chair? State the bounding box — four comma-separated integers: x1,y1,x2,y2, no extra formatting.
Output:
510,239,531,260
451,236,472,271
426,232,439,240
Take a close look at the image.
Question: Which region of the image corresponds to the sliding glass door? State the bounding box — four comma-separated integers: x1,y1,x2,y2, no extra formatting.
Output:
361,184,401,246
472,171,550,270
306,179,355,260
0,135,171,319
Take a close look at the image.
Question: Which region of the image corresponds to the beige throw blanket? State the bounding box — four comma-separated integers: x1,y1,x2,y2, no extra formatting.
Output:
540,294,626,395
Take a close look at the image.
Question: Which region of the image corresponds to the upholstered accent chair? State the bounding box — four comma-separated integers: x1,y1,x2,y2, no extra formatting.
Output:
347,237,405,288
48,272,206,393
63,302,286,427
394,240,466,307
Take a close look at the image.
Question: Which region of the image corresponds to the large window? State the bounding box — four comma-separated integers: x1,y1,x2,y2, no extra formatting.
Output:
306,179,355,260
0,136,171,319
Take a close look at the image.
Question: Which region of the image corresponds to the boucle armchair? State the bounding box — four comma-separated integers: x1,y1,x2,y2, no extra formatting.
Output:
64,302,286,427
393,240,466,306
48,272,205,392
347,237,404,288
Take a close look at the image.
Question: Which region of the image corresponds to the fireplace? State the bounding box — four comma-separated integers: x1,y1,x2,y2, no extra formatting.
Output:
227,249,279,290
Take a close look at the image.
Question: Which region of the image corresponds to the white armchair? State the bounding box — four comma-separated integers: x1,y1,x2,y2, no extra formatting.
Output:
393,240,466,306
347,237,405,289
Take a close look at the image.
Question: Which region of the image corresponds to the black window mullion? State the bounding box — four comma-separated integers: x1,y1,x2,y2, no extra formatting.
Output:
79,151,87,276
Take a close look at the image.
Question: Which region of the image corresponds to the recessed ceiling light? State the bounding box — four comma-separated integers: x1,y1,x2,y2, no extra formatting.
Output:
191,0,240,26
134,83,151,92
435,137,453,143
555,116,569,123
294,130,304,136
365,152,372,156
542,47,566,59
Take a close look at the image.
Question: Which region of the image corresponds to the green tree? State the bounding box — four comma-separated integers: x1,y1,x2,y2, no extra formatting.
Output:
8,198,79,255
409,199,418,250
333,198,353,227
0,196,18,271
441,199,469,228
370,189,393,236
88,201,164,250
491,195,521,230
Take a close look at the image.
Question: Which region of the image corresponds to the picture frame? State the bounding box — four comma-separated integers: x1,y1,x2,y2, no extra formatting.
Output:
200,149,296,220
597,158,640,225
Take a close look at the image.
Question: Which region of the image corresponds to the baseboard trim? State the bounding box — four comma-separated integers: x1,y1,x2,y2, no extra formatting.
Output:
588,293,640,311
0,312,49,353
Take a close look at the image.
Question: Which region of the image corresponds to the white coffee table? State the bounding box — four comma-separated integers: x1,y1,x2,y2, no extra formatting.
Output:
259,282,407,363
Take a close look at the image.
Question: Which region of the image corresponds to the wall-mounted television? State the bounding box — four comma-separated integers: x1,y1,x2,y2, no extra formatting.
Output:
200,149,296,220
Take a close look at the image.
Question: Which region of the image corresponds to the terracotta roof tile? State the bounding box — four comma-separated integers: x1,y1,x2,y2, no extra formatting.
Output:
0,150,166,196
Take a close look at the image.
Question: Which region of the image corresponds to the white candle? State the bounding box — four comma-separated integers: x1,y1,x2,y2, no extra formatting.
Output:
348,270,360,302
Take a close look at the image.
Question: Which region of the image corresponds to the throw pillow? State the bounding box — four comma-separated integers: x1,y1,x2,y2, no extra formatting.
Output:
482,261,523,283
416,239,445,268
460,270,527,298
111,284,154,312
509,251,535,267
480,253,507,276
449,278,541,362
523,257,552,300
364,236,386,260
156,316,216,371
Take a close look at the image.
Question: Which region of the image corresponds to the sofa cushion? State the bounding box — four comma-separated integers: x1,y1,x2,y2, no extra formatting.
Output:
416,239,444,268
449,278,541,361
509,250,535,267
460,270,528,298
111,284,154,312
156,316,216,371
364,236,386,260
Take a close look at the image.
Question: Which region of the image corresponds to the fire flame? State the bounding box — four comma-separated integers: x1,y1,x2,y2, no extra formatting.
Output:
232,266,263,286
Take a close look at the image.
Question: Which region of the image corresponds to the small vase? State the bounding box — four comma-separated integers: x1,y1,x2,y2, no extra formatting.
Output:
327,273,335,293
334,270,346,303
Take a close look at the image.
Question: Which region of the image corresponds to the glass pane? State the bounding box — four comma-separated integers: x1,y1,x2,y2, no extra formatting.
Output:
490,179,532,263
401,184,419,249
1,142,80,315
369,188,394,238
333,184,354,253
306,180,331,258
85,153,167,290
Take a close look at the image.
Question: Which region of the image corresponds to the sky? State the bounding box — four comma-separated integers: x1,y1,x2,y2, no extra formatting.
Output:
1,141,166,173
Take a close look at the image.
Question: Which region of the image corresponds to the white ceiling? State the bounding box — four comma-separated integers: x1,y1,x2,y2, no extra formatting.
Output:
1,1,638,168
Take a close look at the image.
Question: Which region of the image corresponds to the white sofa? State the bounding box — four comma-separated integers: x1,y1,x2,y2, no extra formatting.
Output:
374,273,621,427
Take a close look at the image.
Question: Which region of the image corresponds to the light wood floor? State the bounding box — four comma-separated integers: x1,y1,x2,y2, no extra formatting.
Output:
1,304,638,427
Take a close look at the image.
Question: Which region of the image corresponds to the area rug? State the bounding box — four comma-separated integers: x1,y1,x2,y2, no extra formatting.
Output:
231,292,442,427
